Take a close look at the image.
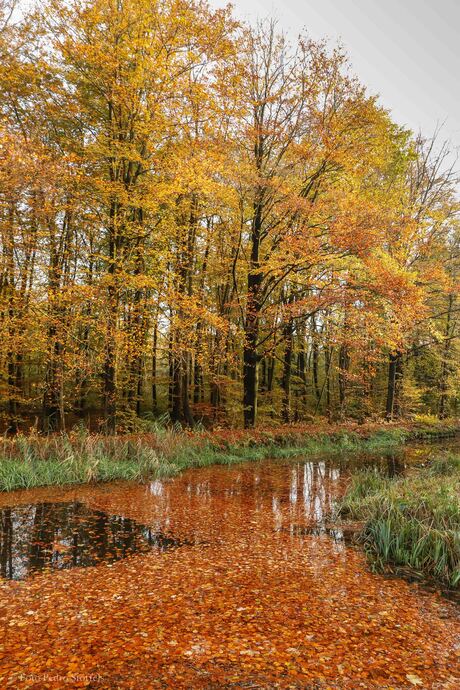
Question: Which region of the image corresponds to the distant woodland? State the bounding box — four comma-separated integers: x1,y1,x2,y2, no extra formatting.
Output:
0,0,458,432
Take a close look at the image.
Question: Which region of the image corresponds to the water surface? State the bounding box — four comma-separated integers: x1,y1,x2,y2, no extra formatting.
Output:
0,501,187,579
1,439,456,580
1,439,459,689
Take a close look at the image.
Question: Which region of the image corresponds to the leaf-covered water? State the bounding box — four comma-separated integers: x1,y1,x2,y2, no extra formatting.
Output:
0,443,459,688
0,501,189,580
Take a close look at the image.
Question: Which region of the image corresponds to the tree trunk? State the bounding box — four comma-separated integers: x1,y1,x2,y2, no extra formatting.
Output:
152,319,158,414
103,203,118,435
170,352,195,428
438,293,454,419
42,212,72,433
243,336,259,428
385,351,403,419
43,335,63,432
267,356,275,393
325,345,332,420
260,357,267,391
6,352,18,434
338,343,350,417
170,349,182,424
311,317,321,403
182,353,195,427
243,196,263,428
103,327,117,434
281,317,293,423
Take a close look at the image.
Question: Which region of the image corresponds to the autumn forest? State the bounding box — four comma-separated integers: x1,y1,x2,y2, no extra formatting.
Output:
1,0,460,687
0,0,459,436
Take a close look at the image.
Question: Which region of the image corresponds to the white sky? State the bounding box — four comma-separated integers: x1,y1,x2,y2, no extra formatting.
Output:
212,0,460,150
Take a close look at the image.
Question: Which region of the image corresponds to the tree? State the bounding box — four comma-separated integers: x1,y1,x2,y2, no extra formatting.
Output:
0,0,458,433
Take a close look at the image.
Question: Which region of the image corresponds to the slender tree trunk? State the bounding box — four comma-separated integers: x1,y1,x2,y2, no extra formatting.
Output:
243,197,263,428
385,351,403,419
338,343,350,418
77,314,90,418
6,296,19,433
171,352,195,428
103,201,118,435
126,209,148,422
311,317,321,403
267,356,275,393
438,293,454,419
43,334,63,432
296,322,309,418
103,320,117,434
171,349,182,424
325,345,332,420
152,318,158,414
169,197,197,427
210,379,221,413
193,335,203,404
7,352,18,434
4,205,18,433
281,317,293,423
42,211,72,432
243,332,259,428
182,353,195,427
260,357,267,391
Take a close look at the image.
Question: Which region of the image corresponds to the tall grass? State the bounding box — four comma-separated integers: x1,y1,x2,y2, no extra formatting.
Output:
338,454,460,588
0,433,179,491
0,422,456,493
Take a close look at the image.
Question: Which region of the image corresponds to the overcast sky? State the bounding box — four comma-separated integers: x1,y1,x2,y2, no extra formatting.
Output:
212,0,459,150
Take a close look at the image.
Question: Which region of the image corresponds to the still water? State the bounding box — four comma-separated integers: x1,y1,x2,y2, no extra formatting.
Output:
0,440,455,581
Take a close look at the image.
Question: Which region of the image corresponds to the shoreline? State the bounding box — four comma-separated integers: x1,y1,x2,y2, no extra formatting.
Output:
0,419,458,493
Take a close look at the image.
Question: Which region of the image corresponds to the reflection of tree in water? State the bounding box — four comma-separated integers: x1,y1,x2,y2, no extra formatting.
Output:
286,461,342,526
179,460,345,535
0,502,184,580
0,508,13,579
29,503,55,573
350,451,406,478
386,454,405,477
0,454,414,581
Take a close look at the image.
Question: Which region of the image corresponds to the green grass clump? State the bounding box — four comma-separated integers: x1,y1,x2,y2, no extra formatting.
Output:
338,454,460,588
0,422,456,494
426,452,460,476
0,433,177,491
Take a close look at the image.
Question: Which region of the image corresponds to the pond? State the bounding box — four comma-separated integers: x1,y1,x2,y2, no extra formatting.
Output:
0,443,426,580
0,439,459,688
0,501,193,580
1,439,456,581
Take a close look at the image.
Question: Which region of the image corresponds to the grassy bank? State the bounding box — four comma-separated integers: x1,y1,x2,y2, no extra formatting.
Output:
0,419,458,493
338,453,460,589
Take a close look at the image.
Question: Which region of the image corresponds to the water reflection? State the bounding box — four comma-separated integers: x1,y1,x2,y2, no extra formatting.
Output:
278,524,358,544
145,451,414,545
0,442,449,581
0,501,186,580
